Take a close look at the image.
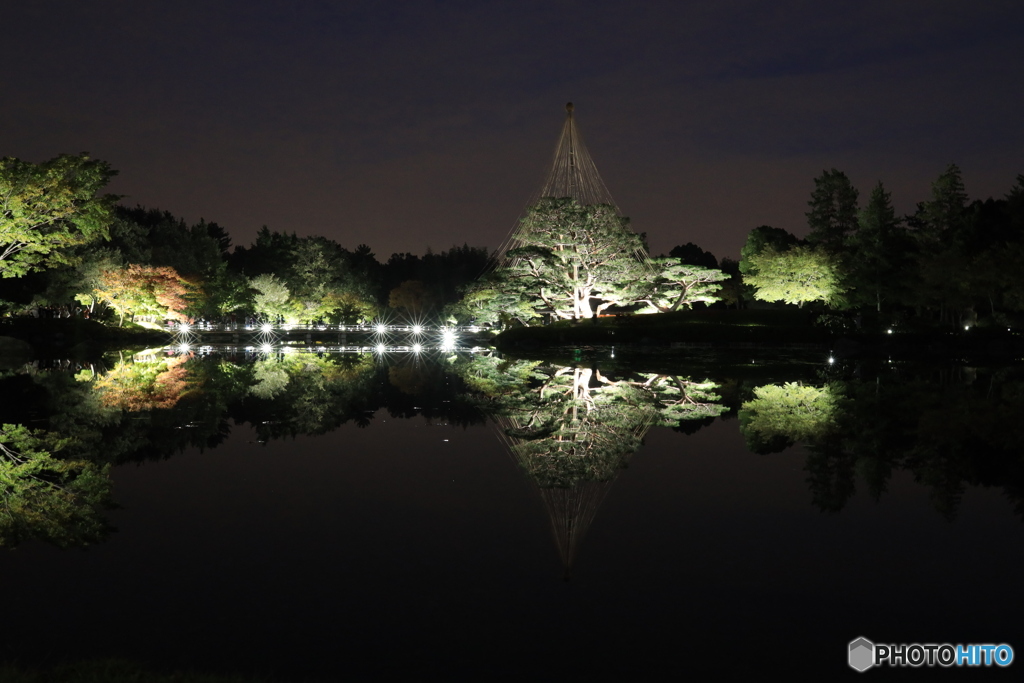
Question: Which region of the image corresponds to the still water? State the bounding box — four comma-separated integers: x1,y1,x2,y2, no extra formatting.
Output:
1,349,1022,680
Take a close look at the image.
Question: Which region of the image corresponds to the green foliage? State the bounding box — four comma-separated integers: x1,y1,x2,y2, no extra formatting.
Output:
232,230,379,323
0,423,112,547
0,153,118,278
637,258,729,313
739,383,840,452
447,270,543,327
738,225,799,276
249,273,291,320
744,245,847,307
502,198,649,320
456,357,725,487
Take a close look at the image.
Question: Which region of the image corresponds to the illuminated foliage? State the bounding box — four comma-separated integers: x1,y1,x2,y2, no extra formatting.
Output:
446,271,543,327
739,382,840,452
744,245,847,307
636,259,729,313
0,153,118,278
93,356,194,411
249,273,292,321
502,198,649,320
94,264,194,325
0,424,111,548
457,356,724,487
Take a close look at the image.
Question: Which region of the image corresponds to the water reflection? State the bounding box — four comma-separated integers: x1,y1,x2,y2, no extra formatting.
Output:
454,356,725,576
2,351,1024,550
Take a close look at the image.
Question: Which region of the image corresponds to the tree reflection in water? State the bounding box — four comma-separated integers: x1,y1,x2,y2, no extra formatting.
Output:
739,367,1024,519
458,355,725,576
4,351,1024,550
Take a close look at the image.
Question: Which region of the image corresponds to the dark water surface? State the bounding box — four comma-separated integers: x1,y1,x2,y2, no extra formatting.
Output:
1,350,1022,680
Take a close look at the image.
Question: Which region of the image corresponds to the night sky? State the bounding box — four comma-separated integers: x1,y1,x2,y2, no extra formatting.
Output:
6,0,1023,261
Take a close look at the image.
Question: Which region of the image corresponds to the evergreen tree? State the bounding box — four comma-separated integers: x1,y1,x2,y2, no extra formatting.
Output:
851,182,905,313
502,198,649,320
915,163,969,249
806,169,859,253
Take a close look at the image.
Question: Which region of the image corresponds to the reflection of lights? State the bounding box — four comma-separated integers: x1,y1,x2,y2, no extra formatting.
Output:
468,325,479,333
375,323,386,334
178,323,191,334
412,343,422,353
178,343,191,353
441,330,457,347
412,325,423,335
260,344,273,354
375,344,386,354
261,323,273,333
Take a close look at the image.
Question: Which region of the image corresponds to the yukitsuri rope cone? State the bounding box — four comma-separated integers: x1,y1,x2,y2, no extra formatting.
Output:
494,102,649,266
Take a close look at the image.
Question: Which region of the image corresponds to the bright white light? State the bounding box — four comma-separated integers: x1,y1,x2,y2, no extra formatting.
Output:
468,325,479,333
260,344,272,354
178,343,191,353
412,325,423,335
828,356,835,364
964,325,970,331
441,330,457,347
412,343,423,353
261,323,273,333
375,344,386,354
178,323,191,334
375,323,386,334
887,329,893,334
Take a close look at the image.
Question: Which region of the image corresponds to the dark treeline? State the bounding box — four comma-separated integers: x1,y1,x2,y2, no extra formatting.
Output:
0,205,489,326
668,165,1024,330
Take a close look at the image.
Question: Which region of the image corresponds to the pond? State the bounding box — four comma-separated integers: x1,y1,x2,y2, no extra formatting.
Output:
1,348,1022,680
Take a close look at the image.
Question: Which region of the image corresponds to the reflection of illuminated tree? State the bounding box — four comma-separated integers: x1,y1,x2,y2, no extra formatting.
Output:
460,356,724,575
739,382,840,453
240,353,378,439
0,424,111,548
93,355,194,411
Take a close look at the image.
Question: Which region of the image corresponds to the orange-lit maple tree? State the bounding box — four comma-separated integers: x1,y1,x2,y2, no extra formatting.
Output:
93,264,195,325
93,356,193,411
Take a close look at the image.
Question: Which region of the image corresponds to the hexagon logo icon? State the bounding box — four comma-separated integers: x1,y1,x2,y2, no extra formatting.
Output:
849,637,875,672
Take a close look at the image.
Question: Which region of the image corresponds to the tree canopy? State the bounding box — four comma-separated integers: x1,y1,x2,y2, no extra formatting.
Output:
502,198,649,320
744,244,847,307
0,153,118,278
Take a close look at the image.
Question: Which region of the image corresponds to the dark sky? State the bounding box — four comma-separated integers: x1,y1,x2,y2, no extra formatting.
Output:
5,0,1023,260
